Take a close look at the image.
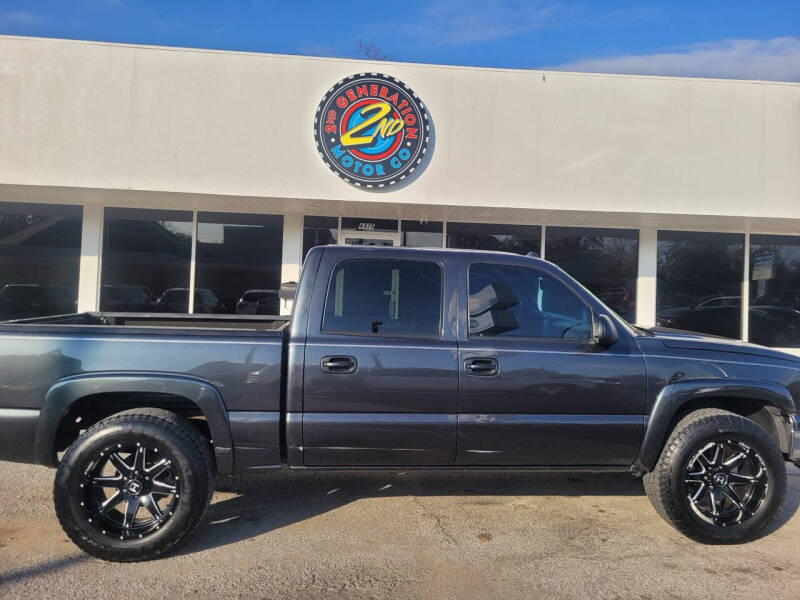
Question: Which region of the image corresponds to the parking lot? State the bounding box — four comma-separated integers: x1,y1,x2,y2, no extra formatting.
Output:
1,460,798,599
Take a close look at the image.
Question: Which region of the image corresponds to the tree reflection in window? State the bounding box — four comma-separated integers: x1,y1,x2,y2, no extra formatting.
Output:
546,227,638,323
656,231,744,339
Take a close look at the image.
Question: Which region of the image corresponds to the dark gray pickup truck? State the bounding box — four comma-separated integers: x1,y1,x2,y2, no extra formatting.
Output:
1,245,799,561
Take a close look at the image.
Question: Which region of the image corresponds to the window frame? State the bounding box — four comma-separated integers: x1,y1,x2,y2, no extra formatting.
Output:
100,206,194,314
747,232,800,348
465,259,597,343
303,215,339,262
543,225,639,323
193,211,283,315
0,202,83,321
320,257,446,340
655,229,745,340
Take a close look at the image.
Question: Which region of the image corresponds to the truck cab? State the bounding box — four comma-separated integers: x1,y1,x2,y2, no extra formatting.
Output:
287,245,646,469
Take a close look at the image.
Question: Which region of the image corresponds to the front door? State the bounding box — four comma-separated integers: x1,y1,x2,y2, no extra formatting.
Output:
302,248,458,466
456,257,647,466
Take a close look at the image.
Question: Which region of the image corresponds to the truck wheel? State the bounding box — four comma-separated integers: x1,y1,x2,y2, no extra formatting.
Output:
54,408,214,561
643,408,786,544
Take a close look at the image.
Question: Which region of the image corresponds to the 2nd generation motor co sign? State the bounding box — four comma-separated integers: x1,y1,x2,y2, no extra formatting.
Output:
314,73,431,189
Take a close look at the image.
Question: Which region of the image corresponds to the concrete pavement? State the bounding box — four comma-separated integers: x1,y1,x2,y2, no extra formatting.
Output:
1,461,798,599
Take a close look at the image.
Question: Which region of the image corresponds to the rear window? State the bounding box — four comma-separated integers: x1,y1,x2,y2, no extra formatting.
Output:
323,259,442,337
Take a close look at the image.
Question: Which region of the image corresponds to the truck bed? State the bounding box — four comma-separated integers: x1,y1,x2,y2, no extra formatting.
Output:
1,311,289,331
0,312,288,471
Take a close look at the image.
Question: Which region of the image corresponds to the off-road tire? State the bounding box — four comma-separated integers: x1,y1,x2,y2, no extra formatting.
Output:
54,408,214,561
643,408,786,544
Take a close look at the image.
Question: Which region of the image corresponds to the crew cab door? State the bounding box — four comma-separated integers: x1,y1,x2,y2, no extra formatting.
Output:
456,256,647,466
301,248,458,466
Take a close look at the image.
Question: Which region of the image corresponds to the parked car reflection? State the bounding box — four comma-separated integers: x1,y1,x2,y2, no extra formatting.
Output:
752,289,800,311
656,294,800,346
0,284,78,320
235,289,280,315
143,288,225,314
100,284,154,312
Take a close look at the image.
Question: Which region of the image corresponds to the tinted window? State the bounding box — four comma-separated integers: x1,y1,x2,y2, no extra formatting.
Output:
323,259,441,337
195,212,283,314
0,202,82,320
749,234,800,347
447,222,541,255
101,208,192,313
545,227,638,322
656,231,744,338
468,263,591,339
402,220,443,248
303,216,338,260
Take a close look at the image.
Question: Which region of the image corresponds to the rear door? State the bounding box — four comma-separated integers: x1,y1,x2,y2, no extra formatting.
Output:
302,248,458,466
456,256,647,466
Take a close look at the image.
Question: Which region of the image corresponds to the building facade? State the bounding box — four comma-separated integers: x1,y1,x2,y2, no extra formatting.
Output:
1,36,799,351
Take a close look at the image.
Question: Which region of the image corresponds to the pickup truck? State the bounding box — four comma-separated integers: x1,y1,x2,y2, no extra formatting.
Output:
1,245,799,561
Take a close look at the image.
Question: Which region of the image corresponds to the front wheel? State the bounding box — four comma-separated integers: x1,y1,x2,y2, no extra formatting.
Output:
54,408,214,561
643,408,786,544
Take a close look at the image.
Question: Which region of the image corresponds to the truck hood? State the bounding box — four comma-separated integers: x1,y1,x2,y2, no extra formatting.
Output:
645,326,800,364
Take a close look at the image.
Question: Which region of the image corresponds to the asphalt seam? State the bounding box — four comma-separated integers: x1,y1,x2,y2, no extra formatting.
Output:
412,496,457,544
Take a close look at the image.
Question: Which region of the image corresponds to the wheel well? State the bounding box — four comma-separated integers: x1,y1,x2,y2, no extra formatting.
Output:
54,392,212,456
668,396,788,454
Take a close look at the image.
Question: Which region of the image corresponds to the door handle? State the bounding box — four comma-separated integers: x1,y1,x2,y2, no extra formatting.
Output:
464,357,499,376
321,355,358,374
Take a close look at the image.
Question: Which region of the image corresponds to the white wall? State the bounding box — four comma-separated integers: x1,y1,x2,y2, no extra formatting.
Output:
1,35,799,221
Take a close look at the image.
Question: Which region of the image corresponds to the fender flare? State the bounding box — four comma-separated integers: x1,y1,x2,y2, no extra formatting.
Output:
633,378,795,472
35,373,234,474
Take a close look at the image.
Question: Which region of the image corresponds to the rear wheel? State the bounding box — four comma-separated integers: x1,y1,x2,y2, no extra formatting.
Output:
54,408,214,561
643,408,786,544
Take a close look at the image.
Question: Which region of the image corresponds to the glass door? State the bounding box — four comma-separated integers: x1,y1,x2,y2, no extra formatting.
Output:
340,230,400,246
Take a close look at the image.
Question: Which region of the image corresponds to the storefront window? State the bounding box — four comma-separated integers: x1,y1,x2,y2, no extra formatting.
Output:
749,234,800,347
546,227,639,322
656,231,744,339
195,212,283,315
0,202,82,320
447,222,541,255
402,220,443,248
303,216,338,260
100,208,192,313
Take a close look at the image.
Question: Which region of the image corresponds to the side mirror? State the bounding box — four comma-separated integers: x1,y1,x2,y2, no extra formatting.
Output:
594,314,619,347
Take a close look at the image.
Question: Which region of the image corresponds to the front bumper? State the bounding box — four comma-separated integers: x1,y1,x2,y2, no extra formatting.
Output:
791,413,800,464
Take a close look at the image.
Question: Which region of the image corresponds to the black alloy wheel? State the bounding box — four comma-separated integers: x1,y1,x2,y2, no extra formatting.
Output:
683,439,768,527
643,408,786,544
54,408,214,561
81,442,181,540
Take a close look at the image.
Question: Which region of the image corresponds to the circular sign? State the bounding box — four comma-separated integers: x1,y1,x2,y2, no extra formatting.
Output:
314,73,430,189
